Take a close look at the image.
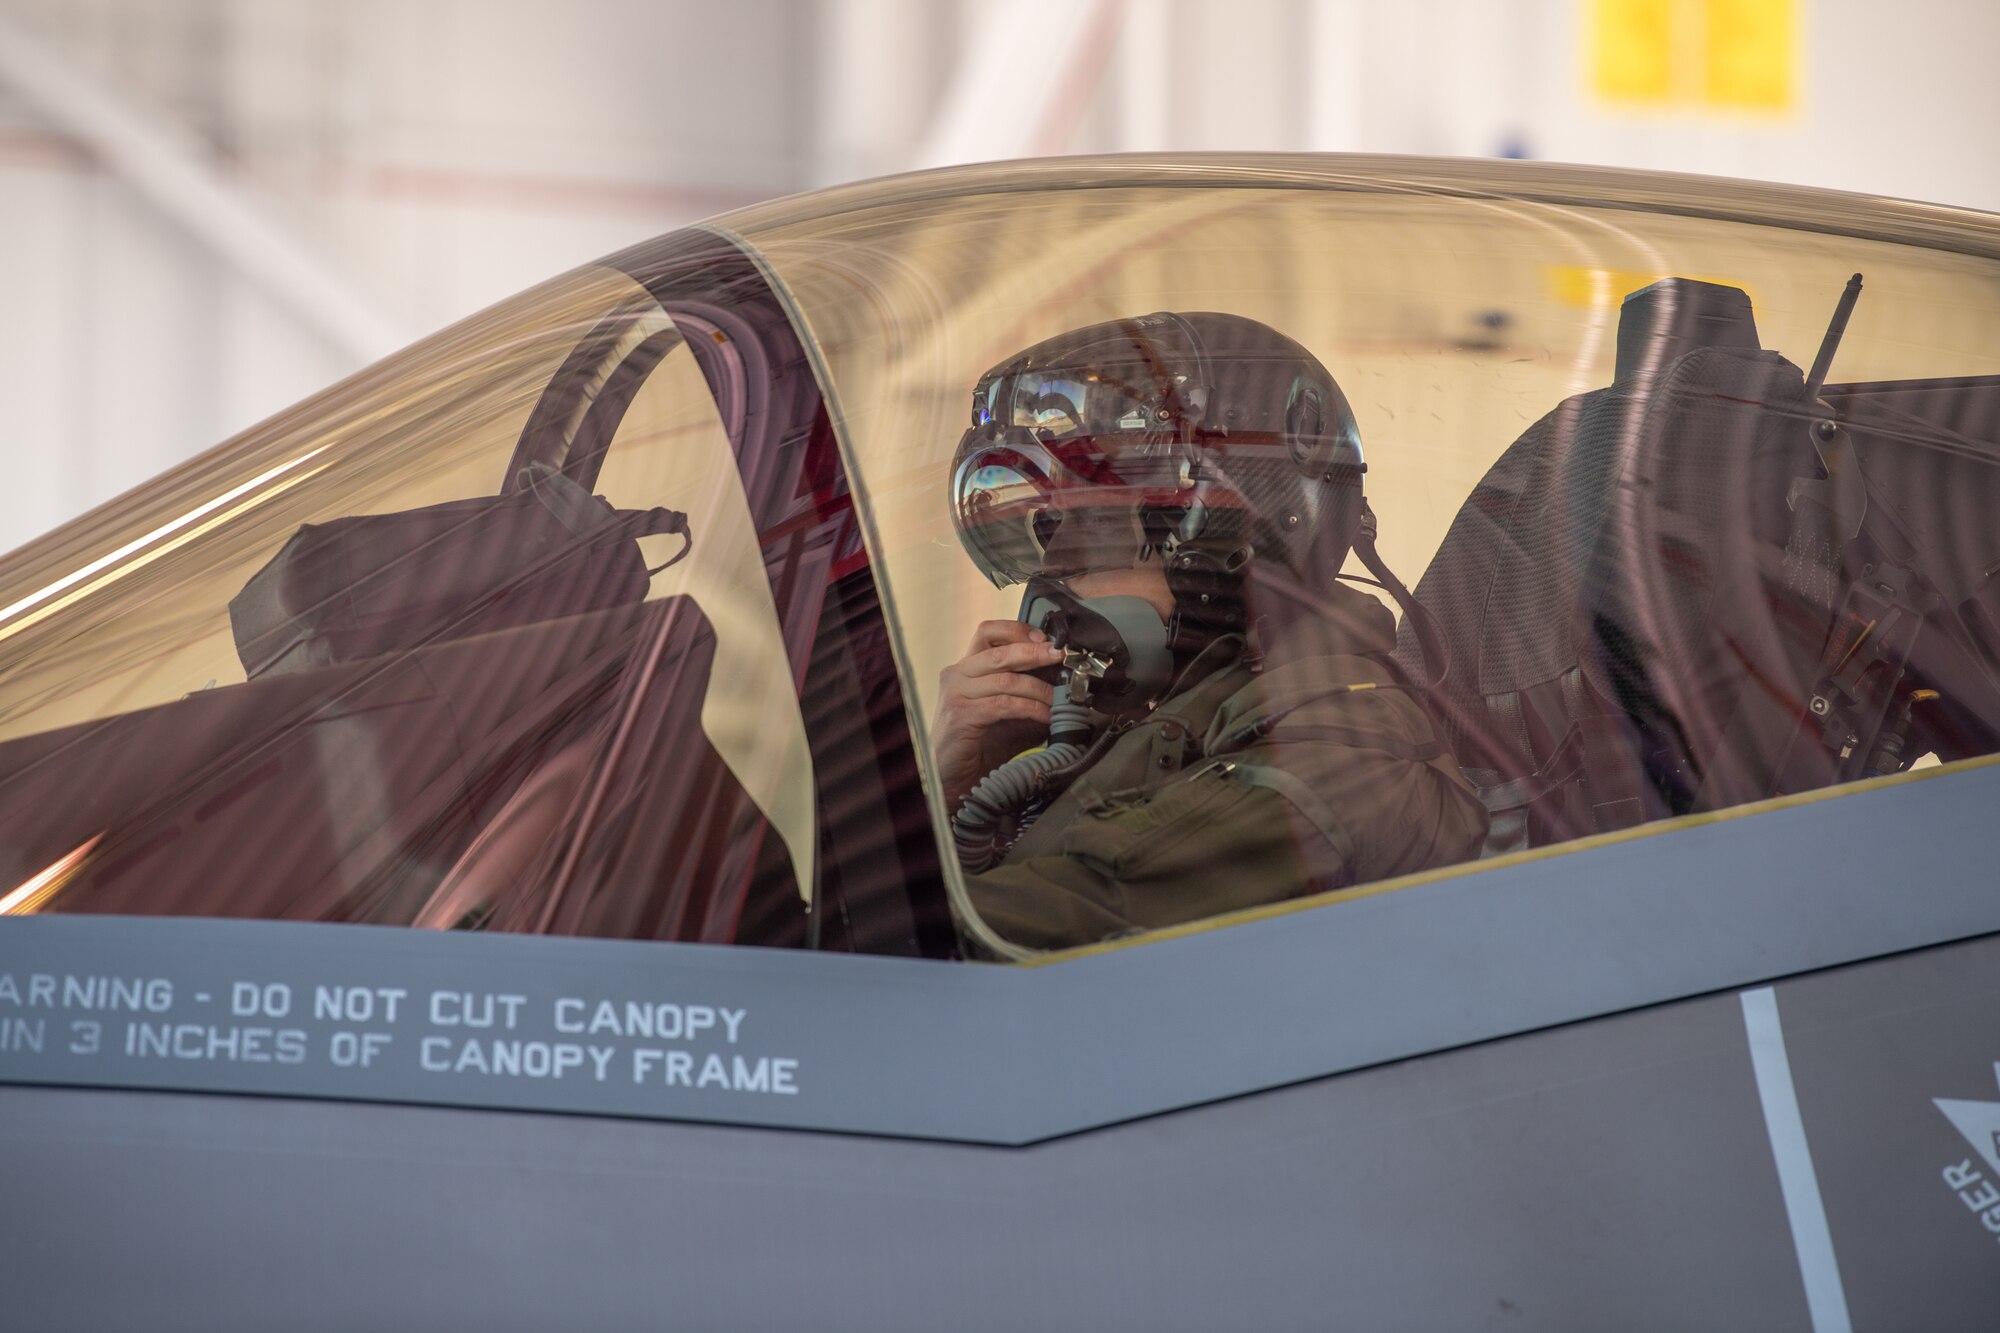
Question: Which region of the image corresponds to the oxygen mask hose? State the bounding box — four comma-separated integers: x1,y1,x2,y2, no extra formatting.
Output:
953,580,1165,872
951,688,1104,874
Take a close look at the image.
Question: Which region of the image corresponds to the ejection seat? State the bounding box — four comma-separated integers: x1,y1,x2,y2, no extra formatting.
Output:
1402,278,1858,851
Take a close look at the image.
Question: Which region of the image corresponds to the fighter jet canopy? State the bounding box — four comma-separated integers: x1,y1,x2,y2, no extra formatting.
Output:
0,156,1996,959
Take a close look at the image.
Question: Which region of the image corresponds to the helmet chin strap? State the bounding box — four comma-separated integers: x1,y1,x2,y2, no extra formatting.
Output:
1348,499,1452,689
1165,601,1250,663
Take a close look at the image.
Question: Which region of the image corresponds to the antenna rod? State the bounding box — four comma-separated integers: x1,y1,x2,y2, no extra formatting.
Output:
1804,273,1864,399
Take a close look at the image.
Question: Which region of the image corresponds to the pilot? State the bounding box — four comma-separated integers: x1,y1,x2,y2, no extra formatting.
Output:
935,312,1488,953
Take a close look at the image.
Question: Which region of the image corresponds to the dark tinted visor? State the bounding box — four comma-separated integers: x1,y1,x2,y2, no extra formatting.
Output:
949,428,1193,587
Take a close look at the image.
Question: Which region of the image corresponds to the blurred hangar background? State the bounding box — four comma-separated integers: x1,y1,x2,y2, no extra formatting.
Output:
0,0,1992,555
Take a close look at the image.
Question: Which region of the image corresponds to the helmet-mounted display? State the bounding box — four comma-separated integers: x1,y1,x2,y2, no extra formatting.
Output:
948,311,1367,650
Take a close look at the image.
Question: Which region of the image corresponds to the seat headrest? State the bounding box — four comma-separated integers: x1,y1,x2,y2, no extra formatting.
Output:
1615,278,1760,384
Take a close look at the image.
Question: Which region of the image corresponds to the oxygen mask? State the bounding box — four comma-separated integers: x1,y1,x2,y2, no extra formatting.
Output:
950,576,1173,875
1017,575,1175,718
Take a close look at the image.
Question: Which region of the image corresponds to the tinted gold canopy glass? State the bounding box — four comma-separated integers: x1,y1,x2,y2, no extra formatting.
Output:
1,156,1995,959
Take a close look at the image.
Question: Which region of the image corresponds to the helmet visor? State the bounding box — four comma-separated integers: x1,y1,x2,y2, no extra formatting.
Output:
950,426,1193,587
972,371,1164,439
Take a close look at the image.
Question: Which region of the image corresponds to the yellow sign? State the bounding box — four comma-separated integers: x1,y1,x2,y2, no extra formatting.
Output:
1590,0,1677,103
1545,265,1754,309
1588,0,1797,113
1705,0,1796,109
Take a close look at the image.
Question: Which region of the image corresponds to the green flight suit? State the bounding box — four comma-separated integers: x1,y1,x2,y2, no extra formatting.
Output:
963,585,1488,953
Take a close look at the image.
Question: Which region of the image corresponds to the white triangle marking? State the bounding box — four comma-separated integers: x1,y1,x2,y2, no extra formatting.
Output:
1934,1097,2000,1179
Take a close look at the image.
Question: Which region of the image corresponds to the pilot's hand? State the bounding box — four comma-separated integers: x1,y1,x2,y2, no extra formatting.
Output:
934,619,1063,815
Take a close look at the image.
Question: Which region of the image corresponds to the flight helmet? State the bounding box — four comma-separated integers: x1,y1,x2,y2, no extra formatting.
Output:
948,311,1365,644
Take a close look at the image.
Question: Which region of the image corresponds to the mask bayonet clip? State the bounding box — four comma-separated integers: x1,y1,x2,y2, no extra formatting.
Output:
1061,648,1114,706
